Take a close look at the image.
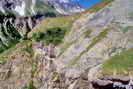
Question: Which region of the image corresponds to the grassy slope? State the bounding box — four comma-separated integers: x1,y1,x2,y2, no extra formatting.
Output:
28,14,80,39
101,48,133,76
28,0,113,38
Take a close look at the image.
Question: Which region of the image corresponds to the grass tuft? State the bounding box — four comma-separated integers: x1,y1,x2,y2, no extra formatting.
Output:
101,48,133,76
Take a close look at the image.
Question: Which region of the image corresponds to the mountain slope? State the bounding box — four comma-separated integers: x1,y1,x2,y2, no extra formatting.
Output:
0,0,86,54
0,0,133,89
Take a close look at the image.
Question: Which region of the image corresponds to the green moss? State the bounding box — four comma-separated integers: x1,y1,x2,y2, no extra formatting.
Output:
101,48,133,76
68,29,109,66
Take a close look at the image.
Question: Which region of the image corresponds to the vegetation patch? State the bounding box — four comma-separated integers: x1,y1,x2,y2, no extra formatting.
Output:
32,27,66,45
101,48,133,76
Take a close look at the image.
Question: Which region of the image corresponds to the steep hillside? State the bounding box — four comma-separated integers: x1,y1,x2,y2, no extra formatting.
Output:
0,0,133,89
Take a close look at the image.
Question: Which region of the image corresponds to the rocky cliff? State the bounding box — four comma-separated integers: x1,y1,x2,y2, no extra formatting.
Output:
0,0,133,89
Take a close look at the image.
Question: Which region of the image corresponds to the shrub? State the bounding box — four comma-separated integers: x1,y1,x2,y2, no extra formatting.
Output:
32,27,66,45
32,32,45,41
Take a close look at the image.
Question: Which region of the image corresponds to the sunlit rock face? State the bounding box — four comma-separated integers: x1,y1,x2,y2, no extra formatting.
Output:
0,0,84,16
47,0,84,14
0,0,55,16
0,0,103,16
0,0,43,16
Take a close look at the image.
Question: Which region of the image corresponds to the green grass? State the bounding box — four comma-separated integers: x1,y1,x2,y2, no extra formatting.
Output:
68,28,109,66
101,48,133,76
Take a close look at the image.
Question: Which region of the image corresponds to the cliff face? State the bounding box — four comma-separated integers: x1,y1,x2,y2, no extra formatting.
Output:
0,0,83,16
0,0,133,89
46,0,84,14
